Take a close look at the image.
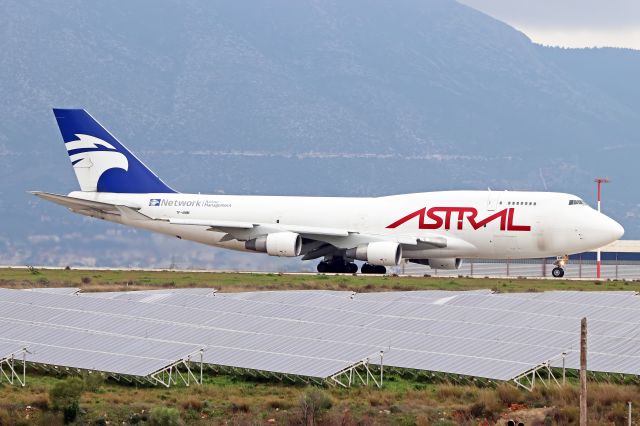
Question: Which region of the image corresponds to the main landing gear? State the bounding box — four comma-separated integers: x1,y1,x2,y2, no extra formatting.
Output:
317,258,358,274
360,263,386,275
316,257,386,274
551,255,568,278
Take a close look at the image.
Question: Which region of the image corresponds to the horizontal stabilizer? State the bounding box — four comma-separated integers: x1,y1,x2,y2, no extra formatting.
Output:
31,191,122,214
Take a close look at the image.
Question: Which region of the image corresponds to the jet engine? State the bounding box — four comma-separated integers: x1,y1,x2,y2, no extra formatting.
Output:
411,258,462,270
245,232,302,257
345,242,402,266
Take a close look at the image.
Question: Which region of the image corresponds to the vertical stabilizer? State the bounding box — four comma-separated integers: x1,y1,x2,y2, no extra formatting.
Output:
52,109,176,193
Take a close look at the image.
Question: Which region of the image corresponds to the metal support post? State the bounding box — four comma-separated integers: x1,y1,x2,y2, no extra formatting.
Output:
594,178,609,279
580,317,588,426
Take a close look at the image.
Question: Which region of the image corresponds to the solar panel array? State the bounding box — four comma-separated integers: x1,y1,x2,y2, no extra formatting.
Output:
92,289,640,379
0,288,639,383
0,341,24,361
0,289,381,379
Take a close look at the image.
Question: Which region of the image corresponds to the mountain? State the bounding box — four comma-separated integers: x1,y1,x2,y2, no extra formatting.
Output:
1,0,638,269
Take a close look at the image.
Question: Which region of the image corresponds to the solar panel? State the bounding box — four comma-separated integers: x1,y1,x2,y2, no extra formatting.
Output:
22,287,80,295
0,341,24,360
0,288,638,382
82,288,216,301
0,289,381,379
116,289,640,378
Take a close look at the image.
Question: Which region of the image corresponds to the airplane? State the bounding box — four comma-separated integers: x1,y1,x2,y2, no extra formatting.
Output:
33,109,624,277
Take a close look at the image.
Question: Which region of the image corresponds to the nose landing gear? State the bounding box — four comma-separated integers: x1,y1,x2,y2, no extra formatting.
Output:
551,255,568,278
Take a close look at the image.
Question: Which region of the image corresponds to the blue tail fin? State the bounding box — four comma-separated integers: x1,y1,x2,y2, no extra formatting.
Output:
52,109,176,193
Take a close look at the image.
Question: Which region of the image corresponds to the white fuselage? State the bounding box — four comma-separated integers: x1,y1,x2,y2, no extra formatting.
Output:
69,190,624,261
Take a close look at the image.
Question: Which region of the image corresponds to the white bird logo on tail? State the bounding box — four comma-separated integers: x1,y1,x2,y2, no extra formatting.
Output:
65,134,128,192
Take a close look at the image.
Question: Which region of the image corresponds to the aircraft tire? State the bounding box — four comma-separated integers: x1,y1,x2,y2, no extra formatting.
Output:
317,262,328,273
346,263,358,274
360,263,373,274
552,267,565,278
361,263,386,274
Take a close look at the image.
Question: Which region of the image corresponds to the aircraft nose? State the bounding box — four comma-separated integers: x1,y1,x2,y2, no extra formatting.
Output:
600,214,624,243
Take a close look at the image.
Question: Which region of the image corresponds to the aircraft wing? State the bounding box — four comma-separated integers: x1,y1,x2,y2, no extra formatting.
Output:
33,192,455,257
168,218,445,247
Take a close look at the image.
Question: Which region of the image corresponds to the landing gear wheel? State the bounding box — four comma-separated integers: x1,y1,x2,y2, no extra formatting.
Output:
317,261,328,273
361,263,373,274
318,258,357,274
361,264,386,274
552,267,565,278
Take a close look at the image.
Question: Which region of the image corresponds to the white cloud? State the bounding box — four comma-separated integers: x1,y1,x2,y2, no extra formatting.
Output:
458,0,640,49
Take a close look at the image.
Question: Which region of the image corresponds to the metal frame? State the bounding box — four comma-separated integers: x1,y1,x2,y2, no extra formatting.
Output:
148,349,204,388
328,351,384,388
0,348,27,387
512,352,565,391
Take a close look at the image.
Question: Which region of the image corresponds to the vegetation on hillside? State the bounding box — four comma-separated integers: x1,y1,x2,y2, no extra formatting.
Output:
0,372,638,425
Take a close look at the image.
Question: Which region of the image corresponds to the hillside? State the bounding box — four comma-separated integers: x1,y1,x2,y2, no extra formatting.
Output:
1,0,638,268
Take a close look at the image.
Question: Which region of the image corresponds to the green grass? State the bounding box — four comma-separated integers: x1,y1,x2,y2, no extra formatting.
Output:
1,267,638,293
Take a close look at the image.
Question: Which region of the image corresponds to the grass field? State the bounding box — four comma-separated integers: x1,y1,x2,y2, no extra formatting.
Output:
1,266,639,293
0,267,639,425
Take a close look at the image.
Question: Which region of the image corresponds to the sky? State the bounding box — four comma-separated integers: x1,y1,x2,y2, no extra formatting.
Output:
458,0,640,50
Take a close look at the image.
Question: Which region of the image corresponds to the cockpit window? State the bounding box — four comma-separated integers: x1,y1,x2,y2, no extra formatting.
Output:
569,199,585,205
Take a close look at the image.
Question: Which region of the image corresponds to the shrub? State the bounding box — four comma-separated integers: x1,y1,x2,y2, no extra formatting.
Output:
436,384,467,401
267,399,292,410
148,406,182,426
495,383,523,405
30,394,50,410
180,398,203,411
230,400,250,413
83,372,104,392
606,402,629,424
589,383,635,407
62,400,79,424
297,387,332,425
468,389,502,421
551,384,579,407
49,377,84,424
81,276,91,284
550,406,579,424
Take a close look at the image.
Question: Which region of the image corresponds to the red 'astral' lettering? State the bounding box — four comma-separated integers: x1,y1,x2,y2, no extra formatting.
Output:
386,207,531,231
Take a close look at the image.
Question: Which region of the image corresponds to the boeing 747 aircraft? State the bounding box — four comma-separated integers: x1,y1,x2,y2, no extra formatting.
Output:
33,109,624,277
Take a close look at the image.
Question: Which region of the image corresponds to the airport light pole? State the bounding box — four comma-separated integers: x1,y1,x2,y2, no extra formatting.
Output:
594,178,609,279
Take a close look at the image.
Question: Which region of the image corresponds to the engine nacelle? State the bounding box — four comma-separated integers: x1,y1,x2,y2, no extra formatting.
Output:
345,242,402,266
411,258,462,270
245,232,302,257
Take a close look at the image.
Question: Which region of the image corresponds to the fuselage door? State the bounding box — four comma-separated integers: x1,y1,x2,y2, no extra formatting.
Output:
487,191,498,211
